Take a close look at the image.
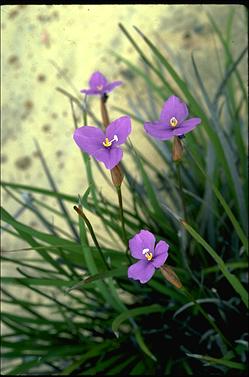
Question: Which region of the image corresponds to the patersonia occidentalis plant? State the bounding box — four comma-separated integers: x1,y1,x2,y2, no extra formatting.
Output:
73,116,131,170
128,230,170,284
144,94,202,222
80,71,123,96
127,229,182,289
75,71,130,254
144,95,201,162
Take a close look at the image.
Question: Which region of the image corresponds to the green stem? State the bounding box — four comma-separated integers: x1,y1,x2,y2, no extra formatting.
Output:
176,162,187,221
74,206,110,271
175,162,192,274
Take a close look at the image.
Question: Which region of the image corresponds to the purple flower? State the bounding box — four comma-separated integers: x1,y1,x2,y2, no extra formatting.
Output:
144,95,201,140
80,71,123,96
128,230,169,284
73,116,131,170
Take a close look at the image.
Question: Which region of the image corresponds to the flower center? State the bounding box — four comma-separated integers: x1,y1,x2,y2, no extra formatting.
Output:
142,248,153,261
170,117,178,127
102,135,118,148
97,84,103,90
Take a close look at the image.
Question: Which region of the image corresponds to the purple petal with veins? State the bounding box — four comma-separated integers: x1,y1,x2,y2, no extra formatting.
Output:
73,126,104,154
144,121,175,140
128,260,155,284
80,71,123,96
173,118,201,136
152,240,169,268
106,116,131,145
89,71,108,90
93,146,123,170
128,230,169,284
104,81,123,93
144,95,201,141
160,95,189,125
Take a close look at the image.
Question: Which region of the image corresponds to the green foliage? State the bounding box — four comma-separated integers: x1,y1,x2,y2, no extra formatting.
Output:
1,10,248,376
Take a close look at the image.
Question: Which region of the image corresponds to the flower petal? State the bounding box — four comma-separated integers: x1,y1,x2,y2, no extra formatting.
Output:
139,230,156,253
152,240,169,268
73,126,105,155
129,233,144,260
93,146,123,170
160,95,189,125
172,117,201,136
104,81,123,93
128,260,155,284
106,116,131,146
129,230,156,259
89,71,108,90
80,88,101,95
144,121,174,140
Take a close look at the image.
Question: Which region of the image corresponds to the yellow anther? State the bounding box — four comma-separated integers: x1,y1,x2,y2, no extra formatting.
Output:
102,135,118,148
170,117,178,127
143,248,153,261
145,252,153,261
103,138,112,147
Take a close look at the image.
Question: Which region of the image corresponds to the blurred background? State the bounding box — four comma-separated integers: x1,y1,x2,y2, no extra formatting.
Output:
1,4,247,249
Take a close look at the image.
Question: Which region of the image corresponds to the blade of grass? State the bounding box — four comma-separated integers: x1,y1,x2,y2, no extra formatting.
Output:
181,220,248,308
207,12,247,101
1,181,77,202
67,267,127,292
34,139,79,242
185,149,248,253
186,353,245,371
134,328,157,362
112,304,164,336
75,203,123,312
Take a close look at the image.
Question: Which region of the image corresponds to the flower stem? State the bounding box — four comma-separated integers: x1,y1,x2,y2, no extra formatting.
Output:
100,94,110,129
176,162,187,221
116,186,131,262
175,161,192,273
74,205,110,270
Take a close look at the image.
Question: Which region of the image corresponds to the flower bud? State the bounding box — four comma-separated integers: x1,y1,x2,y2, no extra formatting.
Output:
160,264,183,289
111,164,124,187
172,136,183,162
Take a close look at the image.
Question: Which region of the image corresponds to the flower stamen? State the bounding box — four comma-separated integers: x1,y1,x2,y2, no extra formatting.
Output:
170,117,178,127
103,134,118,148
97,84,103,90
142,248,153,261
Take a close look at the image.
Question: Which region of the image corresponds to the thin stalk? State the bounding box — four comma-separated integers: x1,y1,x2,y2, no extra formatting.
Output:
100,94,110,128
73,206,110,271
99,95,127,261
176,162,187,221
175,161,192,274
116,186,131,262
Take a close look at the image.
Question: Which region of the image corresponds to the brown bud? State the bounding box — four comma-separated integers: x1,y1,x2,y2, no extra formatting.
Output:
172,136,183,162
111,164,124,187
160,264,183,289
